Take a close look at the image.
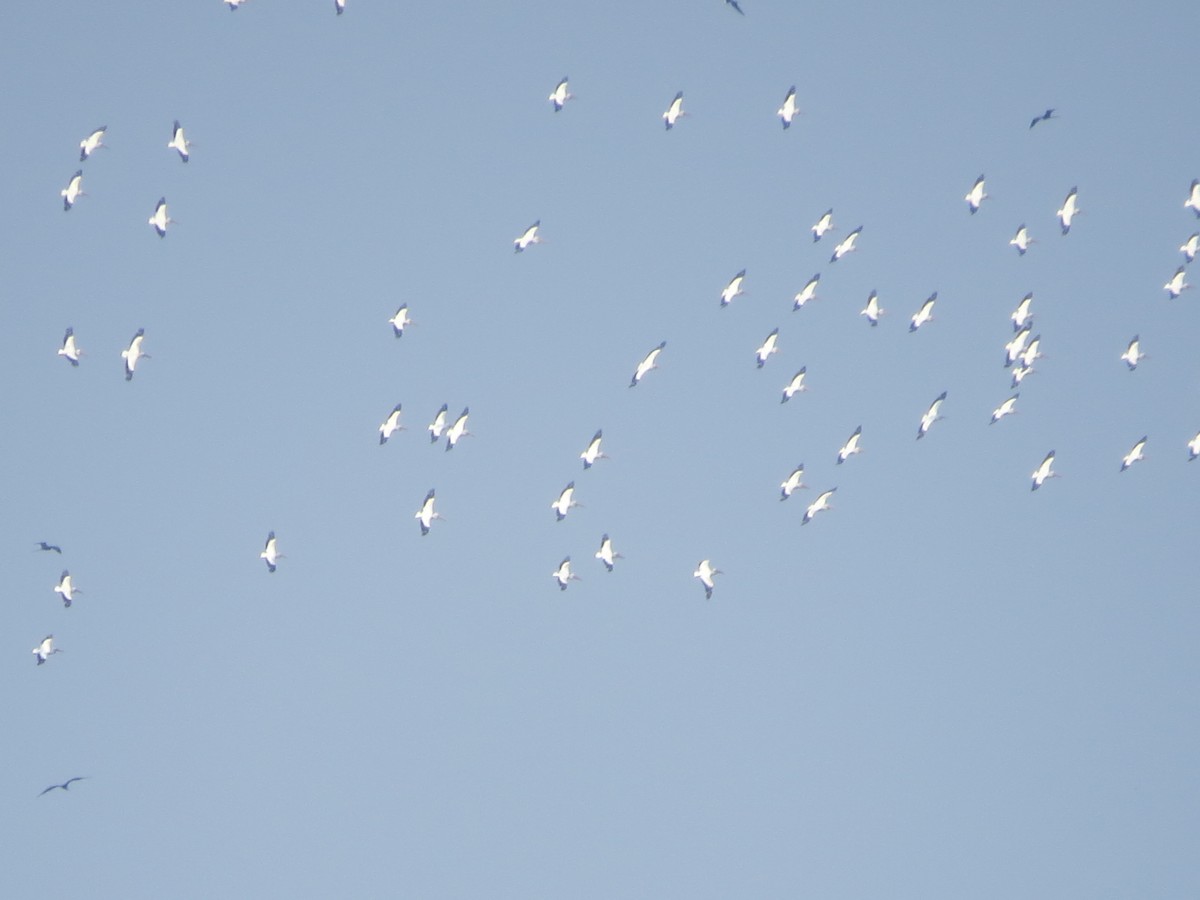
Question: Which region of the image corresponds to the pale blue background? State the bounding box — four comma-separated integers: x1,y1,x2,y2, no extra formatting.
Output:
3,2,1199,897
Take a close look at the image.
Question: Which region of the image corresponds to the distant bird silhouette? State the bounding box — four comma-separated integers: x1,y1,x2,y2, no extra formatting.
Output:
36,542,63,554
725,0,745,15
1029,108,1056,129
39,777,86,796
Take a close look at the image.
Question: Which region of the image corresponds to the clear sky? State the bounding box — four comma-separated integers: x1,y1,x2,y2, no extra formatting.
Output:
4,2,1199,897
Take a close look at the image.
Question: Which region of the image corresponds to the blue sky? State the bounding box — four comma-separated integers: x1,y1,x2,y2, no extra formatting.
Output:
4,2,1199,897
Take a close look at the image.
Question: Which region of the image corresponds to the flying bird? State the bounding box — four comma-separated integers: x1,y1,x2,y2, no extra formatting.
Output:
630,341,666,387
1186,179,1200,217
225,0,249,8
1181,233,1199,263
595,535,622,571
1057,187,1079,235
793,274,820,310
1120,436,1147,472
909,293,936,332
725,0,745,14
388,305,412,338
990,394,1019,424
1019,334,1043,370
1005,325,1032,368
663,91,686,130
39,777,86,796
1029,108,1057,129
779,464,806,500
552,557,579,590
551,482,579,521
829,226,862,263
33,635,62,665
444,407,470,451
917,392,947,439
1011,363,1034,388
964,175,987,213
1011,293,1033,330
693,559,722,599
754,328,780,368
1164,266,1190,299
260,532,280,572
580,430,607,469
1188,431,1200,461
167,121,190,162
334,0,345,13
860,291,883,326
58,327,82,366
802,488,836,525
777,86,799,129
1120,336,1145,370
781,368,807,403
1031,451,1057,490
837,427,862,464
427,403,449,443
719,270,746,307
548,77,572,112
121,328,148,381
79,126,106,161
513,221,542,252
54,570,78,608
61,170,84,211
378,403,404,444
415,489,441,535
1009,224,1034,255
36,542,63,554
148,198,172,237
811,209,834,242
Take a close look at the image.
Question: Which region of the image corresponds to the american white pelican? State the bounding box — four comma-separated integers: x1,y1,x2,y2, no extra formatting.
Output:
777,86,799,129
965,174,987,214
781,368,806,403
861,290,883,326
917,391,947,439
1120,335,1144,370
1120,436,1147,472
548,77,572,111
1005,325,1032,368
1031,450,1057,490
909,293,936,332
663,91,685,130
1010,224,1033,255
793,274,820,309
719,270,746,307
1019,334,1042,370
552,482,579,521
33,635,62,666
837,426,862,464
58,327,82,366
811,209,834,242
61,170,84,211
148,198,171,237
427,403,448,443
121,328,148,381
725,0,745,14
1011,363,1033,388
54,570,78,607
1181,233,1200,263
1011,293,1033,330
1029,108,1056,129
829,226,862,263
388,305,411,337
415,489,441,535
990,394,1019,424
444,407,470,451
693,559,721,599
1057,187,1079,234
379,403,404,444
260,531,280,572
1164,265,1190,299
167,121,190,162
755,328,780,368
1186,179,1200,217
552,557,579,590
79,126,106,161
802,488,836,525
39,777,86,796
36,542,63,554
514,221,541,252
580,430,607,469
630,341,666,387
1188,431,1200,461
596,535,622,571
335,0,345,13
780,464,806,499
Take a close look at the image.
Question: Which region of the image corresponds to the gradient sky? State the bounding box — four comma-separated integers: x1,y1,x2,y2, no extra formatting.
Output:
4,2,1199,897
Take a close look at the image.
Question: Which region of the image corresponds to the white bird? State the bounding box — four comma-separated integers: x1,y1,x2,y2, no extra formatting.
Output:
167,121,190,162
780,368,807,403
777,85,799,129
1120,436,1147,472
121,328,148,381
1011,363,1033,388
1019,334,1042,370
964,174,987,214
224,0,248,9
779,464,806,500
837,426,862,464
260,531,280,572
415,489,441,535
1164,265,1190,299
909,293,936,332
427,403,449,443
61,170,84,211
148,197,171,237
552,557,579,590
990,394,1019,424
595,535,622,571
1120,335,1145,370
1010,224,1033,255
793,274,820,310
53,570,78,608
1188,431,1200,461
580,430,607,469
388,305,412,338
334,0,345,14
663,91,685,129
860,290,883,326
551,482,579,521
33,635,62,666
693,559,721,599
513,221,541,253
79,126,106,162
1181,233,1200,263
1186,179,1200,217
58,327,82,366
548,77,572,112
630,341,666,387
444,407,470,451
1005,325,1032,368
1057,186,1079,235
829,226,862,263
917,391,947,439
802,488,836,525
811,209,834,242
378,403,404,444
719,270,746,307
1031,450,1057,490
1011,293,1033,331
754,328,780,368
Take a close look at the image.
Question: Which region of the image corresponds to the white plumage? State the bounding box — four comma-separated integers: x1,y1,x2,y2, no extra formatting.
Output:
990,394,1019,424
379,403,404,444
802,488,836,525
1120,436,1147,472
260,531,280,572
1164,266,1190,299
33,635,62,666
148,198,171,237
1031,451,1057,490
837,427,862,464
1186,179,1200,217
1011,293,1033,331
1181,233,1200,263
1188,431,1200,461
829,226,862,263
1121,335,1145,370
580,430,607,469
693,559,721,599
860,291,883,326
917,391,947,439
167,120,190,162
1010,224,1033,255
964,174,987,213
121,328,148,381
779,464,806,500
444,407,470,451
595,535,622,571
388,305,412,337
552,557,579,590
61,170,84,211
663,91,685,129
79,126,106,161
811,209,834,242
552,482,579,521
54,570,78,607
1057,187,1079,235
427,403,449,443
514,221,542,252
793,274,820,310
549,77,572,112
58,327,82,366
780,368,807,403
630,341,666,387
415,489,441,535
909,293,936,332
777,86,799,129
1005,325,1032,368
754,328,780,368
719,270,746,307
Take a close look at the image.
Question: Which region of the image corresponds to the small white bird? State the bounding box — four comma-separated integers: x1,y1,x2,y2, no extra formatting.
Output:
909,293,936,332
1005,325,1032,368
58,327,82,366
548,77,572,112
630,341,666,387
837,426,862,464
388,305,412,338
1010,224,1033,255
754,328,780,368
552,557,579,590
792,274,820,310
1164,266,1190,299
1181,233,1200,263
1019,334,1042,370
1011,363,1034,388
378,403,404,444
148,198,171,237
811,209,834,242
779,464,806,499
861,290,883,326
61,170,84,211
595,535,622,571
167,121,190,162
829,226,862,263
427,403,449,443
990,394,1019,424
917,391,947,439
780,368,807,403
663,91,685,129
719,270,746,307
580,430,607,469
552,482,579,521
79,126,106,162
415,489,441,535
54,570,78,608
1120,436,1147,472
1031,450,1057,490
777,85,799,129
1186,179,1200,217
444,407,470,451
514,221,541,253
693,559,721,599
121,328,148,381
1188,431,1200,461
1057,186,1079,235
260,531,280,572
33,635,62,666
802,488,836,525
334,0,345,13
224,0,248,9
964,174,987,214
1120,335,1145,370
1011,293,1034,331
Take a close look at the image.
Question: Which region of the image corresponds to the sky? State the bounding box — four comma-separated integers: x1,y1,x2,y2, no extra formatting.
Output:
3,1,1199,897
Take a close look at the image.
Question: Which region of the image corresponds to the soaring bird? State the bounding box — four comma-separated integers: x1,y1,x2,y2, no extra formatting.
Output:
781,368,807,403
754,328,780,368
121,328,148,381
1188,431,1200,461
1005,325,1033,368
33,635,62,665
1031,451,1057,490
225,0,249,7
1186,179,1200,217
860,291,883,326
61,170,84,211
725,0,745,14
693,560,721,599
36,542,63,554
630,341,666,387
990,394,1019,424
148,198,172,237
580,430,607,469
1181,233,1199,263
1164,266,1190,299
334,0,345,12
79,126,106,161
552,557,579,590
415,489,441,535
1010,363,1034,388
58,327,82,366
39,777,86,796
811,209,834,242
548,77,572,112
777,86,799,129
837,427,862,464
1009,224,1034,255
1019,334,1043,370
719,270,746,307
802,488,836,525
1057,187,1079,235
793,274,820,310
663,91,686,129
1120,436,1147,472
595,535,622,571
427,404,449,443
388,304,412,337
964,175,987,213
1120,336,1145,370
444,407,470,451
167,121,190,162
1029,108,1057,129
513,221,542,252
260,532,280,572
779,464,806,500
378,404,404,444
909,293,936,332
551,482,579,521
917,392,947,439
1011,293,1033,331
829,226,862,263
54,570,78,608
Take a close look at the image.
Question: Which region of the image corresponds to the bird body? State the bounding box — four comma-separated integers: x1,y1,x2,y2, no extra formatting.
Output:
1121,336,1144,370
1031,451,1057,490
33,635,61,665
793,274,820,309
1181,233,1200,263
719,270,746,307
1057,187,1079,234
444,407,470,450
54,570,77,607
1164,266,1190,298
388,305,411,337
811,209,834,242
630,341,666,387
548,77,572,111
861,291,883,326
121,328,147,381
693,559,721,599
1019,334,1042,370
415,489,441,535
167,121,190,162
1011,363,1033,388
830,226,862,263
663,91,685,129
1005,326,1032,368
595,535,621,571
427,403,449,443
260,532,280,572
379,404,404,444
1186,179,1200,217
61,170,84,211
1010,224,1033,255
1188,431,1200,461
1121,437,1147,471
514,221,541,252
552,482,578,521
802,488,836,525
990,394,1019,424
780,464,806,499
79,126,106,161
1011,293,1033,331
39,777,86,795
965,174,987,213
754,328,780,368
909,293,936,332
781,368,807,403
36,542,63,554
917,392,947,439
580,430,607,469
1029,108,1056,129
552,557,579,590
148,198,171,237
58,327,82,366
837,427,862,464
335,0,345,12
777,86,798,129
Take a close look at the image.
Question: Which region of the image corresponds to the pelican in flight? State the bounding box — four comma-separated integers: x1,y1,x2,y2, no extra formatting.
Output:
1019,334,1043,370
829,226,862,263
388,304,411,337
1029,108,1057,129
917,391,947,439
811,209,834,242
427,403,449,443
861,291,883,326
79,126,106,161
33,635,62,665
1031,451,1057,490
754,328,780,368
121,328,148,381
693,559,721,599
552,482,579,521
719,270,746,307
837,426,862,464
335,0,345,12
167,121,190,162
58,327,82,366
909,293,936,332
513,221,541,252
1057,187,1079,235
379,403,404,444
444,407,470,451
663,91,686,130
548,77,572,112
36,542,63,554
1011,293,1033,331
802,488,836,525
260,532,280,572
580,430,607,469
781,368,807,403
61,170,84,211
1188,431,1200,461
777,86,799,129
552,557,579,590
1181,233,1199,263
1011,363,1034,388
964,175,987,214
630,341,666,387
148,198,172,237
990,394,1019,424
779,464,806,500
1164,266,1190,299
1186,179,1200,217
415,489,441,535
595,535,622,571
1120,436,1147,472
725,0,745,14
1121,336,1145,370
1005,326,1032,368
39,777,86,796
54,570,78,607
1009,224,1033,255
793,274,820,310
